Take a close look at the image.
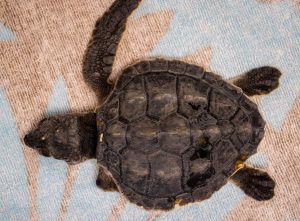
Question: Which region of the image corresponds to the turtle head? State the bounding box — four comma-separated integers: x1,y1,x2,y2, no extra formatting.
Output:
24,113,97,164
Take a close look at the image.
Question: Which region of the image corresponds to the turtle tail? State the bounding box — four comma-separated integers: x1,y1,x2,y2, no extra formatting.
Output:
82,0,143,101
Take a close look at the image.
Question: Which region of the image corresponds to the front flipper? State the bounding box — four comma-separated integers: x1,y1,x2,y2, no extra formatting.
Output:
231,67,282,96
96,166,119,192
83,0,143,100
231,166,275,201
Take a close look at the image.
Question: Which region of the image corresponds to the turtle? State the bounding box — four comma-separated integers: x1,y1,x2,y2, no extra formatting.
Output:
24,0,281,210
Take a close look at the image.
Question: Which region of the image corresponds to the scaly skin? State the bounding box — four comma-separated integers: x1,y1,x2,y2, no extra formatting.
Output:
82,0,143,100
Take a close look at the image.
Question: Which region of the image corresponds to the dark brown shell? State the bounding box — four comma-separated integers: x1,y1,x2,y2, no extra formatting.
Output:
96,59,265,210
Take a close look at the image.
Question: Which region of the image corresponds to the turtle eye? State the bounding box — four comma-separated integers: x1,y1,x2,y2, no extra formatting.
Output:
41,136,46,141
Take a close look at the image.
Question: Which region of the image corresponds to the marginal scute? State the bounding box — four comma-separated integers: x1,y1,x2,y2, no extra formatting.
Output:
115,74,132,91
168,60,187,74
203,72,222,86
134,61,151,73
192,173,227,201
240,143,257,156
192,181,214,201
221,82,243,99
250,110,266,128
149,59,168,72
154,197,174,210
104,150,121,179
239,97,258,113
211,174,227,190
250,127,265,145
115,66,139,91
124,75,143,91
185,64,204,79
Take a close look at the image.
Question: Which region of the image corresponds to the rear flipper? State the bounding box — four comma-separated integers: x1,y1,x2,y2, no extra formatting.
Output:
82,0,143,100
96,166,119,192
231,167,275,201
231,67,282,96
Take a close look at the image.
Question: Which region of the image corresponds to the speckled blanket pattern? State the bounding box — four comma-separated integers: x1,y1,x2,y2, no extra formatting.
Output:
0,0,300,220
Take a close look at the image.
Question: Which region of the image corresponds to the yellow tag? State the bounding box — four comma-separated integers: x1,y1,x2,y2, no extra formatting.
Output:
175,199,182,205
99,133,104,143
235,160,245,171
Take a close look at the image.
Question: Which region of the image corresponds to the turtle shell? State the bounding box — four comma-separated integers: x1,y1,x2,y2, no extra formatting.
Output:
96,59,265,210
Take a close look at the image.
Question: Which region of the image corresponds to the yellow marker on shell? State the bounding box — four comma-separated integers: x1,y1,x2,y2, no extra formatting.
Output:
229,160,245,178
174,199,183,208
175,199,182,205
99,133,104,143
235,160,245,171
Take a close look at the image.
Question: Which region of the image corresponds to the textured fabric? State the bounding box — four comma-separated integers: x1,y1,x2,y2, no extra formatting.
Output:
1,0,300,220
